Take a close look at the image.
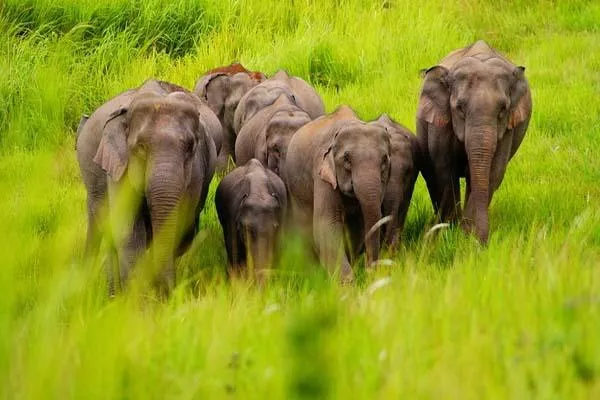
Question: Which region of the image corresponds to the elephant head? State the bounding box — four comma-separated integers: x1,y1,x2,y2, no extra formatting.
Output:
269,70,326,119
265,106,311,176
93,87,212,281
319,117,392,265
234,84,296,134
194,66,265,168
194,65,265,129
234,70,325,134
417,55,530,242
236,160,287,271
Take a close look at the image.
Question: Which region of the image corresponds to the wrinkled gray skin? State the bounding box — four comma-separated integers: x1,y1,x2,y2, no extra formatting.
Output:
233,70,325,135
194,71,265,171
215,159,287,275
285,106,392,282
235,94,311,176
76,79,217,297
376,114,420,248
416,40,532,243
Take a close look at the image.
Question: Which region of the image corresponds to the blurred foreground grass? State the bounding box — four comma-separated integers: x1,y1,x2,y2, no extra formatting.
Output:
1,0,599,398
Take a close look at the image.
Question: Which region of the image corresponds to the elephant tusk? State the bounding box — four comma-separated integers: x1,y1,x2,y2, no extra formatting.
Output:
424,223,451,239
365,215,393,242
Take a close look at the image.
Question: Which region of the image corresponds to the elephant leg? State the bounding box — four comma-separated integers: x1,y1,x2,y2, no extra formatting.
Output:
104,249,119,297
313,182,352,281
488,134,513,204
434,167,461,223
381,193,399,249
394,202,410,248
85,190,105,257
154,259,175,299
225,227,247,273
345,209,364,262
107,179,144,292
176,205,199,257
118,215,147,290
289,195,313,242
423,123,461,223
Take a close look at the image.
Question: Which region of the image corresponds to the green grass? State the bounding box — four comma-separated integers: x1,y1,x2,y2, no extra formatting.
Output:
1,0,599,398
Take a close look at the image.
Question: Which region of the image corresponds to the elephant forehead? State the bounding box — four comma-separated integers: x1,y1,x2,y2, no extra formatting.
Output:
453,57,512,80
269,110,310,128
338,125,388,144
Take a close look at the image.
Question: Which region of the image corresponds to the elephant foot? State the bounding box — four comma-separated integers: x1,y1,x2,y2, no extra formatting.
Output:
339,264,354,285
460,217,489,245
254,268,273,287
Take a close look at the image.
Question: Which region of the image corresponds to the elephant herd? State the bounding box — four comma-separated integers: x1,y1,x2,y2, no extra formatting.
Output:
76,40,532,296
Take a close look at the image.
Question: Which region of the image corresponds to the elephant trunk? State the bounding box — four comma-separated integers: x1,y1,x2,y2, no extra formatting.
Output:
146,155,185,294
248,235,275,274
353,169,384,266
464,121,497,244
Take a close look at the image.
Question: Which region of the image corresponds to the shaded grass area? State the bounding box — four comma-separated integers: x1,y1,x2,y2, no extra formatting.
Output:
1,0,600,398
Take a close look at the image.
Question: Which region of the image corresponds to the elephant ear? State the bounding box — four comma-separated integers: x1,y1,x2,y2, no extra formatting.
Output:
194,72,228,115
318,148,336,190
318,126,341,190
93,107,129,182
508,66,531,130
416,65,451,128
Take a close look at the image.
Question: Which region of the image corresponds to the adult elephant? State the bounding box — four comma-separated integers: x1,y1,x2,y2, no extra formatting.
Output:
285,106,392,282
376,114,420,248
416,40,532,243
235,94,311,176
194,63,266,171
76,79,218,297
215,159,287,277
233,70,325,135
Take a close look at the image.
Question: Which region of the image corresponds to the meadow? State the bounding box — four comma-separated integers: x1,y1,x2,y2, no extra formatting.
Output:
1,0,599,398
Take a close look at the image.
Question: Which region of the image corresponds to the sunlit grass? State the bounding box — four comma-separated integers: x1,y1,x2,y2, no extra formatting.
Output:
1,0,599,398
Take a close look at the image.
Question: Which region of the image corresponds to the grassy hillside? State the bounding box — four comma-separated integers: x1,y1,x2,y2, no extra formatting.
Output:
1,0,599,398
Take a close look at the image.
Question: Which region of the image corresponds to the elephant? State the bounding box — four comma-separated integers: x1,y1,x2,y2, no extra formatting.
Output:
235,94,311,176
215,159,287,276
76,79,218,296
193,63,266,171
284,105,392,281
375,114,420,248
233,70,325,135
416,40,532,243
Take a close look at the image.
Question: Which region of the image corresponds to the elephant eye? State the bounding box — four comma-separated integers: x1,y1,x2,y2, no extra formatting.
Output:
498,103,508,120
381,155,389,169
343,152,351,168
456,102,466,118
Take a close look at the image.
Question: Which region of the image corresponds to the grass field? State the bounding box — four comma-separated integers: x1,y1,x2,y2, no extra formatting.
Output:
1,0,599,398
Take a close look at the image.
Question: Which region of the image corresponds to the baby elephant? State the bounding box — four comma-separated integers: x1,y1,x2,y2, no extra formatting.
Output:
376,114,420,248
215,159,287,276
